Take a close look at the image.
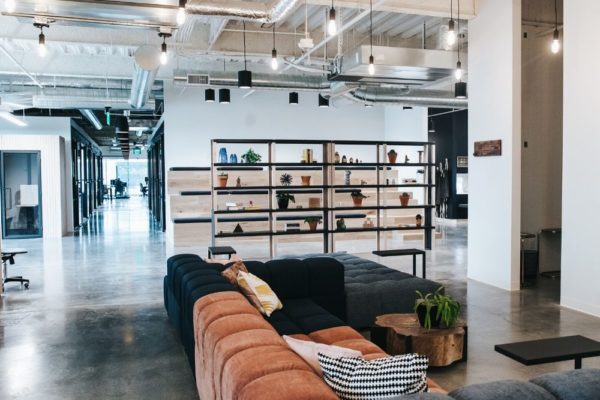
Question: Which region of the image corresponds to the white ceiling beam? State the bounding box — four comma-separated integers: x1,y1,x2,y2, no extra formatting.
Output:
302,0,476,19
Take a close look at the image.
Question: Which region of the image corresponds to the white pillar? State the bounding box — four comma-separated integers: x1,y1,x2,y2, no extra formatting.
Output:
467,0,521,290
561,0,600,316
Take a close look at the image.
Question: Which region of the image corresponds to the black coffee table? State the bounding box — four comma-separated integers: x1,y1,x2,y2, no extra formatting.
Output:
372,249,426,278
207,246,236,259
495,335,600,369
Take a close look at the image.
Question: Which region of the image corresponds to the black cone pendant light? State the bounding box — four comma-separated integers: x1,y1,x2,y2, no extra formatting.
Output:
289,92,299,105
219,88,231,104
205,89,215,103
318,94,329,108
238,21,252,89
455,82,467,99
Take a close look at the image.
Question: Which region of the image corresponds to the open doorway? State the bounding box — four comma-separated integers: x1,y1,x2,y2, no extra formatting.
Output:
103,159,148,200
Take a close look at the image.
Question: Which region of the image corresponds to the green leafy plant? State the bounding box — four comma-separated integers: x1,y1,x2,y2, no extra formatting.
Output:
218,172,228,177
241,148,262,164
280,173,293,186
350,190,368,199
276,192,295,203
401,192,410,197
414,287,460,330
304,216,322,224
388,149,397,156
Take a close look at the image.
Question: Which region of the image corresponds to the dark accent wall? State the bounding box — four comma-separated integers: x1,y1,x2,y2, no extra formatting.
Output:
428,109,468,219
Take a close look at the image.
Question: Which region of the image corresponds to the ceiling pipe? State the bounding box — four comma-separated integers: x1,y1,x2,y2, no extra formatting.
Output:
348,88,468,108
129,45,161,109
174,71,330,91
80,109,103,130
186,0,299,23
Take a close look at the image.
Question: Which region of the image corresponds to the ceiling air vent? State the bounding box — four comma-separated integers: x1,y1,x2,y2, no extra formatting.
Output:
187,74,210,86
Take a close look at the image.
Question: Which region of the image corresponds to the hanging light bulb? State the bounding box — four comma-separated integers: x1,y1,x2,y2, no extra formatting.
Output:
271,25,278,70
5,0,16,13
368,55,375,76
177,0,186,26
160,41,168,65
38,30,47,58
551,29,560,54
447,0,456,46
328,1,337,36
454,60,463,81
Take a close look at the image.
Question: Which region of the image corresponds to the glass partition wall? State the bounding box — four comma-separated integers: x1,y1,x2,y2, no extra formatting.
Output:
1,151,43,238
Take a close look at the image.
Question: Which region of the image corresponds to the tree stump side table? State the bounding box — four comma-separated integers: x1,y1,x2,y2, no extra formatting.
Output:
374,313,468,367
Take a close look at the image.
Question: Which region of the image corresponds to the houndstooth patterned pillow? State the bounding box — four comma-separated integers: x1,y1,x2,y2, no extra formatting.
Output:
318,353,429,400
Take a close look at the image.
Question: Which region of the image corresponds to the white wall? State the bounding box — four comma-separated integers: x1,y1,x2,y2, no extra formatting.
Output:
0,117,73,235
468,0,522,291
561,0,600,316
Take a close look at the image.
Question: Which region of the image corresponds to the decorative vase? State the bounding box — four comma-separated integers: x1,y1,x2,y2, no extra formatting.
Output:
336,218,347,231
388,151,398,164
230,154,238,164
416,216,423,227
218,147,228,164
400,194,410,207
334,152,340,163
218,176,228,188
352,197,364,207
345,170,351,185
416,305,442,329
278,197,289,210
308,221,319,232
308,197,321,208
301,176,311,186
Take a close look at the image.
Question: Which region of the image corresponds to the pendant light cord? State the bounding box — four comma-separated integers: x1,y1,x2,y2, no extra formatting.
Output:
370,0,373,53
273,24,275,49
457,0,460,60
450,0,453,22
554,0,558,29
243,21,247,70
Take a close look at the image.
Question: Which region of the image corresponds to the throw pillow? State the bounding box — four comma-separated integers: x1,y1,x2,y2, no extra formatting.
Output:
283,335,362,376
318,353,429,400
221,261,248,285
237,271,283,317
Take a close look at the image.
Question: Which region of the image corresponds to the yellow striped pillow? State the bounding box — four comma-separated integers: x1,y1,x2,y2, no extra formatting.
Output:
236,271,283,317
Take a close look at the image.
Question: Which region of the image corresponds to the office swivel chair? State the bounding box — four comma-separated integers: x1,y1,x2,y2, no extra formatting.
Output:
2,249,29,289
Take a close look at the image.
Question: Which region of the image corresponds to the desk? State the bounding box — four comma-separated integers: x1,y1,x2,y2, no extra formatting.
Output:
372,249,427,278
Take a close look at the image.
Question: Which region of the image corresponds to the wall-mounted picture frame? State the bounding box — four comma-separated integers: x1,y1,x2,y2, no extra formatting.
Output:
457,156,468,168
474,140,502,157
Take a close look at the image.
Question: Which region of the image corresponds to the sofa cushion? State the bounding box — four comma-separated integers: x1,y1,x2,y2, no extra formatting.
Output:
309,326,387,360
449,380,555,400
237,271,283,316
283,335,363,375
267,310,304,336
221,261,248,284
530,368,600,400
400,394,454,400
281,298,345,333
318,353,429,399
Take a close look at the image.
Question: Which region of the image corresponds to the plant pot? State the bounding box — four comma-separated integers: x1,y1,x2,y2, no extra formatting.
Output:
352,197,364,207
277,197,289,210
301,176,312,186
388,152,398,164
416,220,423,228
308,221,319,231
416,305,442,329
218,176,228,188
400,194,410,207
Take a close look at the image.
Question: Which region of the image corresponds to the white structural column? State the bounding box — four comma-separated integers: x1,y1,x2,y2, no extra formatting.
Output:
467,0,521,290
561,0,600,316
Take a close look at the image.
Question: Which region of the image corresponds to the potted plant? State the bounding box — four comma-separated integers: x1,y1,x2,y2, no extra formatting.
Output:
280,173,293,186
351,190,368,207
241,148,262,164
414,287,460,330
304,216,322,232
387,149,398,164
416,214,423,227
400,192,410,207
276,192,295,209
301,176,311,186
217,172,228,188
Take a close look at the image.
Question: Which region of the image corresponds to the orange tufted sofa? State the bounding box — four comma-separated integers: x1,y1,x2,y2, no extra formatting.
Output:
194,291,444,400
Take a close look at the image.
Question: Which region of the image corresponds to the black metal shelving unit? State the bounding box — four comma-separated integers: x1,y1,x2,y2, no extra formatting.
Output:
210,139,436,256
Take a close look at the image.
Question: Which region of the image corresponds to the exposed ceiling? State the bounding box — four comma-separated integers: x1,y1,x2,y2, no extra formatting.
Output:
0,0,477,157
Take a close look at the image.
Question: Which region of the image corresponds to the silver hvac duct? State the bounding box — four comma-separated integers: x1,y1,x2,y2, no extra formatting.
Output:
186,0,298,23
349,88,468,108
32,88,155,109
175,71,330,91
129,45,161,109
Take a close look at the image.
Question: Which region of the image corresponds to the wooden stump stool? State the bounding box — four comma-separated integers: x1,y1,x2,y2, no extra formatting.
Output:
374,313,467,367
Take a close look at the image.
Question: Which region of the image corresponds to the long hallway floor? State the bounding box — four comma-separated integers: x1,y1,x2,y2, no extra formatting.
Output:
1,199,599,399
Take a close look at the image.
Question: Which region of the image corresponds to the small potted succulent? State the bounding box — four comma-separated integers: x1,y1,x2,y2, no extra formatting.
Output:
351,190,368,207
416,214,423,227
217,172,228,188
304,216,322,232
414,287,460,330
400,192,410,207
387,149,398,164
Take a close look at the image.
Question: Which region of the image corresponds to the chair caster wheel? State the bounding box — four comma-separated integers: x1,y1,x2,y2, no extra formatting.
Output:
24,283,29,289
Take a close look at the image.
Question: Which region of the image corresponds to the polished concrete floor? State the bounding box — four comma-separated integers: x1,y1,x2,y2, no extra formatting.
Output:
1,198,599,399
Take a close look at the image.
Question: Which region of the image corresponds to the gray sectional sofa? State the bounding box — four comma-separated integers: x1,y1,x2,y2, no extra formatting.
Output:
277,252,442,328
404,368,600,400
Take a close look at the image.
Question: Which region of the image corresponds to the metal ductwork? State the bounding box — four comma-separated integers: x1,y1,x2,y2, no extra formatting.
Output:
129,45,161,109
349,88,468,108
186,0,298,23
174,71,330,92
31,88,155,110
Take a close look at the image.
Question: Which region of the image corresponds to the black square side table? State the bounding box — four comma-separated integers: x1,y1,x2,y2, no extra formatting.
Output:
207,246,237,259
495,335,600,369
372,249,427,278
